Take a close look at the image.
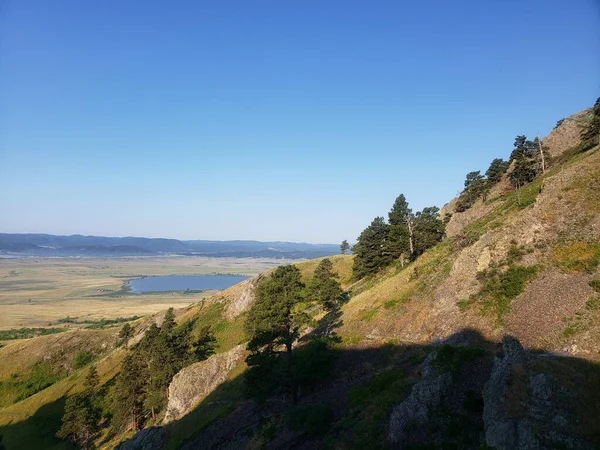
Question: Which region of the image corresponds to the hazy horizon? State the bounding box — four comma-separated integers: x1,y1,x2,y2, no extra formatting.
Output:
1,1,599,242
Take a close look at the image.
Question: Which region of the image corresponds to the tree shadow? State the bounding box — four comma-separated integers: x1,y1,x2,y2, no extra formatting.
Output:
3,329,600,450
0,397,70,450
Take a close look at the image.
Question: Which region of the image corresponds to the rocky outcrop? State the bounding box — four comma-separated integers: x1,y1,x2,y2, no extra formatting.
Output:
388,358,452,444
224,275,261,319
117,427,165,450
162,344,245,424
482,336,591,450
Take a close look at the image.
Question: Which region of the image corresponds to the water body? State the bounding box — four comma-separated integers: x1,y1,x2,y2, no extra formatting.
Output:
127,274,249,293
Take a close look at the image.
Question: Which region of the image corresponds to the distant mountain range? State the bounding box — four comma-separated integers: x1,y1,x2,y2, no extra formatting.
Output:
0,233,340,259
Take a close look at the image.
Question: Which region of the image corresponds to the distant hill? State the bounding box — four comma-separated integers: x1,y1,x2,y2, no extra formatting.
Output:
0,233,339,259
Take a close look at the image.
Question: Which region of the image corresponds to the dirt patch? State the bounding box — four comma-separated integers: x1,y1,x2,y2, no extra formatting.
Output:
505,269,594,348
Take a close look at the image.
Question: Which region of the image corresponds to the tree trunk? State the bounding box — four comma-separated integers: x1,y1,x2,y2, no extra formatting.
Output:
406,215,414,257
537,133,546,174
285,340,297,404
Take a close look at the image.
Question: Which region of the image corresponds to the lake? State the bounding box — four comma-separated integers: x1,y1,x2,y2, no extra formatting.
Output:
127,274,249,293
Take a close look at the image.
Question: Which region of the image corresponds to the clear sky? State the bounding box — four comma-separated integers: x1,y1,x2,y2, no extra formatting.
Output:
1,0,599,243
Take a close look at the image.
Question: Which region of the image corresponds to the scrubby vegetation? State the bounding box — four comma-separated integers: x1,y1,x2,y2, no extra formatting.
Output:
0,327,67,341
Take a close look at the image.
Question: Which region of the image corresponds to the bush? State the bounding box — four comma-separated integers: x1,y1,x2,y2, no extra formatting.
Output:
73,351,94,369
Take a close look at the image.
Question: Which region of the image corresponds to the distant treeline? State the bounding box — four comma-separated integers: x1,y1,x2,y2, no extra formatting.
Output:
0,327,68,340
57,316,140,329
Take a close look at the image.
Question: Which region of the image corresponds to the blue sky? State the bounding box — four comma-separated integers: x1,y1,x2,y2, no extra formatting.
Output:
1,0,599,243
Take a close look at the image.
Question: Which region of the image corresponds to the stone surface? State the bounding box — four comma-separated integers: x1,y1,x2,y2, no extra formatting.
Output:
162,344,245,424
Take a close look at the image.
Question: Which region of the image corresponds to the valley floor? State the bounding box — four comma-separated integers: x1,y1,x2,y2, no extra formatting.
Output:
0,256,279,329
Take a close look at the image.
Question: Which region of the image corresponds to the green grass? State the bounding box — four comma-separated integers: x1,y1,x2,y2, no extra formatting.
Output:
383,293,410,310
186,302,247,352
286,403,334,438
331,368,410,449
589,279,600,294
359,307,379,322
553,242,600,274
0,327,67,341
0,362,67,405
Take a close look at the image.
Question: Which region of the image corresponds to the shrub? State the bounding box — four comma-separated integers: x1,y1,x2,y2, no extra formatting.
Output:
73,351,94,369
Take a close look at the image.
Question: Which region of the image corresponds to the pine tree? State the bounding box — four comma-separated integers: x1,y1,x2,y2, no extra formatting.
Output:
485,158,509,184
352,217,392,278
456,171,489,212
245,265,306,403
340,240,350,255
113,352,147,430
388,194,414,258
118,323,134,346
413,207,445,256
581,97,600,146
309,258,343,311
57,366,101,449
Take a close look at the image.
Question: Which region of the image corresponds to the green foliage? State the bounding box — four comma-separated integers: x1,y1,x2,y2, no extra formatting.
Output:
295,338,336,392
57,316,139,329
485,158,509,184
57,366,101,449
56,393,101,449
118,322,134,345
110,307,213,430
72,351,94,370
360,307,379,322
309,258,343,311
553,242,600,274
412,207,445,256
0,327,67,341
286,404,334,438
340,240,350,255
581,96,600,145
352,217,392,278
477,265,538,322
335,368,409,449
456,171,489,212
589,279,600,294
245,265,306,403
0,361,66,405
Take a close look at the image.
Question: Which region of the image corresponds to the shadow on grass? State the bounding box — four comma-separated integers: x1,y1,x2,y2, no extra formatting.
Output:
0,397,71,450
3,329,600,450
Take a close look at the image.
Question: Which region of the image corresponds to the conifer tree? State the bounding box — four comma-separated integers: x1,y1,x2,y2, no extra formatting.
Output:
388,194,414,258
340,240,350,255
412,207,445,256
57,366,101,449
309,258,343,311
245,265,306,403
352,217,392,278
485,158,509,184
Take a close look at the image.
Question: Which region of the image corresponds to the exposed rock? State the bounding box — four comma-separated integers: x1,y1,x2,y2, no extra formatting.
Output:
482,336,591,450
224,275,261,319
162,344,245,424
388,351,452,444
117,427,165,450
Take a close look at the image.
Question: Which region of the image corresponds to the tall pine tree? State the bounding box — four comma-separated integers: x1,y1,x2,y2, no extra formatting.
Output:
352,217,392,278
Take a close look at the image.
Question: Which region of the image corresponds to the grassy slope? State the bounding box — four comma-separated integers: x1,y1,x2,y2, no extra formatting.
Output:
1,136,598,448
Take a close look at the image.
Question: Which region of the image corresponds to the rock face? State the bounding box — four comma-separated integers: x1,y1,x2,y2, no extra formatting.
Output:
482,336,591,450
388,354,452,445
162,344,245,424
224,275,261,319
117,427,165,450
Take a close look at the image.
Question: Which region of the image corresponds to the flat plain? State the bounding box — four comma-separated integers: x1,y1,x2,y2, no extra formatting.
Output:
0,256,279,329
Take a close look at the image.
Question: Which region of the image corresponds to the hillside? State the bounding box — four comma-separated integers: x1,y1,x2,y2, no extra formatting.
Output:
1,104,599,449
